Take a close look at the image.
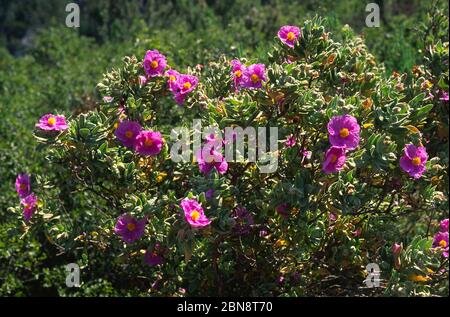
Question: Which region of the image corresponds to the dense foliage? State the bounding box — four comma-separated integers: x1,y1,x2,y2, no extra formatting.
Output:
0,0,448,296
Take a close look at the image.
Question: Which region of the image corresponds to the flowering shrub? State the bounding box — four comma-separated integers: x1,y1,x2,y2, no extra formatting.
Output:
10,17,448,296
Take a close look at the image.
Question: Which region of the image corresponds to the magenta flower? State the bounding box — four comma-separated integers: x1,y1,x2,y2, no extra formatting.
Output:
440,219,449,233
134,130,163,156
114,213,146,243
36,114,68,131
172,74,199,105
277,25,301,48
285,135,296,148
432,231,449,258
302,149,312,159
166,69,180,91
242,64,266,89
399,144,428,179
143,50,167,77
322,146,346,174
144,245,164,267
205,189,215,200
181,198,211,228
114,120,142,148
196,142,228,175
231,59,245,90
327,115,360,150
21,193,37,222
440,91,449,101
15,173,31,198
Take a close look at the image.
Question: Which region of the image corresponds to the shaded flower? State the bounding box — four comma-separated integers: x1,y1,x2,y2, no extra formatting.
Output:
432,231,449,258
144,244,164,267
440,91,449,101
231,206,254,234
440,218,449,233
327,114,360,150
114,213,146,243
114,120,142,148
231,59,245,90
15,173,31,198
172,74,199,105
242,64,266,89
143,50,167,77
21,193,37,222
181,198,211,228
399,144,428,179
277,25,301,48
135,130,163,156
276,203,290,218
205,189,215,200
322,146,346,174
36,114,68,131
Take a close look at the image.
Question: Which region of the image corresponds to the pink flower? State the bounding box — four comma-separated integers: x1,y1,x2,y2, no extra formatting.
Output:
399,144,428,179
36,114,68,131
241,64,266,89
440,219,449,233
138,75,148,86
103,96,114,103
327,115,360,150
114,213,146,243
15,173,31,198
392,243,403,256
432,231,449,258
196,141,228,176
285,135,296,148
134,130,163,156
302,149,312,159
166,69,180,91
143,50,167,77
231,59,245,90
322,146,346,174
277,25,301,48
114,120,142,148
440,91,449,101
172,74,199,105
21,193,37,222
181,198,211,228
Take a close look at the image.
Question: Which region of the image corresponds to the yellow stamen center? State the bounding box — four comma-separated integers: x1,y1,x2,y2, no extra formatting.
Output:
251,74,260,83
287,32,295,41
169,75,176,82
24,203,30,209
144,138,153,147
183,82,192,90
127,223,136,231
190,210,200,221
234,70,242,78
47,117,56,125
339,128,349,138
20,183,27,190
412,157,421,166
125,130,134,139
439,240,447,248
150,60,159,69
330,154,337,163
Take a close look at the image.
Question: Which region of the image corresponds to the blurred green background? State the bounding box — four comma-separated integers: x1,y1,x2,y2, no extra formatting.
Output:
0,0,448,295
